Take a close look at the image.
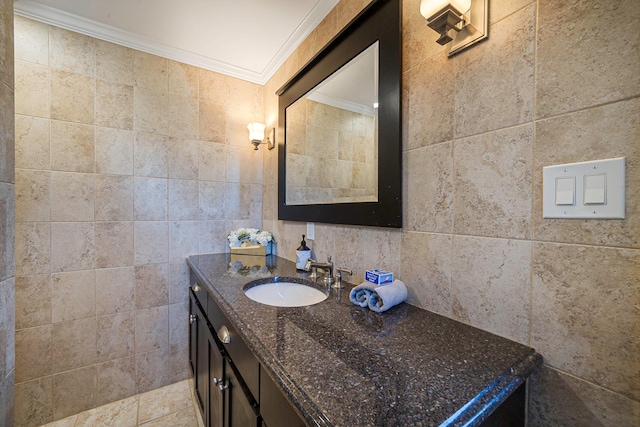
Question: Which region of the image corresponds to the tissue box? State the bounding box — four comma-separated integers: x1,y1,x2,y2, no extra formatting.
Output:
365,269,394,285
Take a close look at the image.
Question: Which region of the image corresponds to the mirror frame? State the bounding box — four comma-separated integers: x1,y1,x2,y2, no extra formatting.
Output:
276,0,401,228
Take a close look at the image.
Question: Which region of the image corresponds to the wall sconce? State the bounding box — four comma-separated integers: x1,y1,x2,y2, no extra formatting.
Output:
420,0,487,56
247,122,275,150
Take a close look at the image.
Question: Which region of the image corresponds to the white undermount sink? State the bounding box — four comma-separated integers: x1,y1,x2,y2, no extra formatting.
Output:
243,278,328,307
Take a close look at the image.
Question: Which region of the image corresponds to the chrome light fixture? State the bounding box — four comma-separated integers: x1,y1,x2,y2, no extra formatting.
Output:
420,0,487,56
247,123,274,150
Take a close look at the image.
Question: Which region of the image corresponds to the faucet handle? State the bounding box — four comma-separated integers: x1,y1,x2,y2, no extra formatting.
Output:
334,267,352,289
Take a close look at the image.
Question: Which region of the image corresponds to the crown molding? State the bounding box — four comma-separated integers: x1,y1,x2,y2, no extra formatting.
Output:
14,0,339,85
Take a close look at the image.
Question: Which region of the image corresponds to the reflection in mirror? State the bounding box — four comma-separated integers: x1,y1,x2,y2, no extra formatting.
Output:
285,42,379,205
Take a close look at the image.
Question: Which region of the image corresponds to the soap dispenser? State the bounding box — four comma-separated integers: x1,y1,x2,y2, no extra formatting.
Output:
296,235,311,271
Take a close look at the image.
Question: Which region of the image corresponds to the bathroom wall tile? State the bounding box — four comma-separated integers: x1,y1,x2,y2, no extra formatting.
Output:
334,0,370,30
225,183,261,221
135,347,170,394
95,267,134,316
168,95,198,139
536,0,640,119
14,16,48,65
168,138,198,180
0,369,14,427
51,365,97,420
15,325,51,382
226,145,256,184
198,140,226,182
405,142,453,233
95,127,134,175
50,70,94,124
168,179,198,220
52,318,97,373
14,60,50,118
0,276,15,374
96,356,136,406
168,61,198,98
453,124,533,240
0,183,15,278
529,365,640,427
15,115,50,170
532,243,640,400
95,175,133,222
225,108,258,148
94,40,134,85
95,80,134,130
51,270,95,323
134,86,168,134
50,172,94,222
400,232,452,316
533,99,639,248
50,120,94,173
76,394,137,427
15,222,50,276
406,51,454,150
134,132,168,178
50,222,94,273
198,69,225,105
15,274,51,329
49,27,94,76
199,181,225,220
489,0,534,24
0,84,14,185
169,221,199,263
135,306,169,354
334,226,364,283
97,312,134,361
169,343,189,384
168,262,189,305
198,221,227,256
452,236,531,344
134,51,167,92
134,221,168,265
199,101,226,144
225,78,262,117
134,263,169,310
95,221,133,268
169,302,188,346
361,228,402,281
15,169,50,222
14,377,53,427
453,4,535,137
134,177,168,221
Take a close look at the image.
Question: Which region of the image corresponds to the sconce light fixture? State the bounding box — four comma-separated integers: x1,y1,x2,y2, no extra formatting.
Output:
247,122,275,150
420,0,487,56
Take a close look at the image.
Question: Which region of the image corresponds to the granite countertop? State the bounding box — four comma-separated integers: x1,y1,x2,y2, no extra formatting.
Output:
187,254,542,427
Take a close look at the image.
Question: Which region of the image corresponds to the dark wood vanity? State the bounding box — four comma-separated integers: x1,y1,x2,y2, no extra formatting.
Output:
187,254,542,427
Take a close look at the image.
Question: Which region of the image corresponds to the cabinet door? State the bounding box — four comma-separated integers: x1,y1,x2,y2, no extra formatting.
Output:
223,359,260,427
209,333,225,427
190,294,209,425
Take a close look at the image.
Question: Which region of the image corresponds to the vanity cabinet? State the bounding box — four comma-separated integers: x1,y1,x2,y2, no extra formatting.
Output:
189,272,303,427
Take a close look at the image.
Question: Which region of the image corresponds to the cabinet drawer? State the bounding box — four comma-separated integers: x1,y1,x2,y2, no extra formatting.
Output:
208,293,260,402
260,368,306,427
189,271,208,311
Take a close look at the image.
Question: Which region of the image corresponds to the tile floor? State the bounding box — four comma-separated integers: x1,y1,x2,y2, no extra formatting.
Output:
38,380,204,427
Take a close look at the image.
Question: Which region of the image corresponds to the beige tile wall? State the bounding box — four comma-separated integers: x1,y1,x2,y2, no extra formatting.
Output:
262,0,640,424
0,0,14,423
13,16,264,426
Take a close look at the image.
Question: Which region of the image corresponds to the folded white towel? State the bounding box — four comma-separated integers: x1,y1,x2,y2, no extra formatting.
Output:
368,279,408,313
349,282,379,307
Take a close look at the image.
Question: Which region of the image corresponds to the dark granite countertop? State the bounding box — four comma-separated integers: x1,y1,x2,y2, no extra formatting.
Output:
187,254,542,427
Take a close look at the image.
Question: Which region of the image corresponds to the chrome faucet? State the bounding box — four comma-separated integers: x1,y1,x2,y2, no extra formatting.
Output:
304,256,334,285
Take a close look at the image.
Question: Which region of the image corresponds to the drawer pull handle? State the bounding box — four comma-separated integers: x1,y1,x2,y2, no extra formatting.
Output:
213,377,222,385
218,382,229,392
217,326,231,344
191,283,201,292
189,314,197,324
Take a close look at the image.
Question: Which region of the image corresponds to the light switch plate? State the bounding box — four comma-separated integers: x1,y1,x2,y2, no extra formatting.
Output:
543,157,625,219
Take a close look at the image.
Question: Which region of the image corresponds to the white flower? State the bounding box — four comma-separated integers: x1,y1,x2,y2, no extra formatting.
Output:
227,228,275,247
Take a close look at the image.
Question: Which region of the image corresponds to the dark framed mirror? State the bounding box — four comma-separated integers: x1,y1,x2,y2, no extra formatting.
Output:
276,0,401,228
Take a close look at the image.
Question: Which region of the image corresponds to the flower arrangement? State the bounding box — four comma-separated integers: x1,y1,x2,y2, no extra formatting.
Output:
227,228,275,248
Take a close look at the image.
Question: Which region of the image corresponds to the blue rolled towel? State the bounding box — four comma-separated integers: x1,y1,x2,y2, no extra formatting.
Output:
368,279,408,313
349,282,379,307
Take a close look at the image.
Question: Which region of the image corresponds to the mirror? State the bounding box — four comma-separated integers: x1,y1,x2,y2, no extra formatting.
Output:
277,0,401,228
285,42,379,206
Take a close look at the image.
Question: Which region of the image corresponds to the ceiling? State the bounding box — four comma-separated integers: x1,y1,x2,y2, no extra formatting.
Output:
13,0,340,84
